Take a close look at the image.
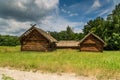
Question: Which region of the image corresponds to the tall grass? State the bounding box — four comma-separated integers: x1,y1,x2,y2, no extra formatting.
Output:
0,46,120,79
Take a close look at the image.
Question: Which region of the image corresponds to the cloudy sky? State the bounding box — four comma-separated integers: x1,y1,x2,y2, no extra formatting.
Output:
0,0,120,35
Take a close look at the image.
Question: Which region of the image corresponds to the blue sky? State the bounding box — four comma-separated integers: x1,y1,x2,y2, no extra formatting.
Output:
0,0,120,35
59,0,113,22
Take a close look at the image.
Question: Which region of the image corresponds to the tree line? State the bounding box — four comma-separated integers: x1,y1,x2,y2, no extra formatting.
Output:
0,35,20,46
0,3,120,50
50,26,84,41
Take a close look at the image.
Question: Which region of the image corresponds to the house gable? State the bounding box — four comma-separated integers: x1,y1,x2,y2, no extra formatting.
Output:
80,33,105,52
20,25,57,51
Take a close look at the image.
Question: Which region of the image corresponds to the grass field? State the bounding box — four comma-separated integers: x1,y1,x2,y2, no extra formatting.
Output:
0,46,120,79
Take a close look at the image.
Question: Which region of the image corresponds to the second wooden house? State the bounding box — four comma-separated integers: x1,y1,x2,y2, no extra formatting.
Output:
79,32,105,52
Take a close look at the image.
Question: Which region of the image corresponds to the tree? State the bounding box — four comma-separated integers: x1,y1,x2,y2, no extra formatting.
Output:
83,17,106,39
66,26,74,40
83,3,120,50
0,35,20,46
50,26,84,41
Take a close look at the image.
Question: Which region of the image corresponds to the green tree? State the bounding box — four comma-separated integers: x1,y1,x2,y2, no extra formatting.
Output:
50,26,84,41
0,35,20,46
83,3,120,50
66,26,74,40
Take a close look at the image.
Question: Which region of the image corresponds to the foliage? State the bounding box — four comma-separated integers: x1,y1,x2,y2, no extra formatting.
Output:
50,26,84,40
0,35,20,46
83,3,120,50
0,46,120,79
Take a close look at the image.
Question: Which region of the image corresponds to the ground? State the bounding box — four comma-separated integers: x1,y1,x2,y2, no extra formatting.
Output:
0,46,120,80
0,68,96,80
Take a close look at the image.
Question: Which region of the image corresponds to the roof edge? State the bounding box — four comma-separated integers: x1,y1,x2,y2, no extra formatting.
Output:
19,25,57,42
79,32,106,46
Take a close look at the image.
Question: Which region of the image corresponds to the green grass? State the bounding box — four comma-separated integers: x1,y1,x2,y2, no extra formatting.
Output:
0,46,120,79
2,74,14,80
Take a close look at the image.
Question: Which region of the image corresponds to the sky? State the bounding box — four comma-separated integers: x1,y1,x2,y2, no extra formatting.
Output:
0,0,120,35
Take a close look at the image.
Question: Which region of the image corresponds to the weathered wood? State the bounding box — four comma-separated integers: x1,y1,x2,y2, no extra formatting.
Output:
79,33,105,52
20,26,57,51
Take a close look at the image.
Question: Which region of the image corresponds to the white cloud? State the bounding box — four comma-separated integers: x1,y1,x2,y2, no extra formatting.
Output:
35,0,58,10
61,8,68,13
92,0,101,9
0,18,31,35
86,0,101,14
0,0,60,35
0,0,59,22
113,0,120,5
61,8,78,17
74,27,83,33
98,9,110,16
107,0,110,2
40,15,84,33
69,13,78,17
0,13,84,35
98,0,120,17
1,0,120,36
61,8,72,14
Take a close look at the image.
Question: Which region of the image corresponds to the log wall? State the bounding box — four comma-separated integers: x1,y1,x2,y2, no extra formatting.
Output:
21,29,52,51
80,35,104,52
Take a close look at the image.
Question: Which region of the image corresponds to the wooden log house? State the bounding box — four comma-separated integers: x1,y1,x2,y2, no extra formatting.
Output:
20,25,57,51
79,32,105,52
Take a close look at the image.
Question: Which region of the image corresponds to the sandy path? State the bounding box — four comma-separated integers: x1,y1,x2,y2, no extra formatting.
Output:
0,68,96,80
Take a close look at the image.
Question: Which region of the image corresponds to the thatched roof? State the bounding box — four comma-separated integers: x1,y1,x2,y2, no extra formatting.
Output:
56,41,80,47
80,32,106,45
20,26,57,42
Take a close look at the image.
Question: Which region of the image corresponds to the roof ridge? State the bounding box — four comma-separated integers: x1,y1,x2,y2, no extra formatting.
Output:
34,27,57,42
20,26,57,42
80,32,105,45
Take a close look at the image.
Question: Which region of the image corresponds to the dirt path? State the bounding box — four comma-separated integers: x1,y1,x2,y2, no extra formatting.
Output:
0,68,97,80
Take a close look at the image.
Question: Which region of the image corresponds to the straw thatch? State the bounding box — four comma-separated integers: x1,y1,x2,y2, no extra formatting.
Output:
20,26,57,43
56,41,80,49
